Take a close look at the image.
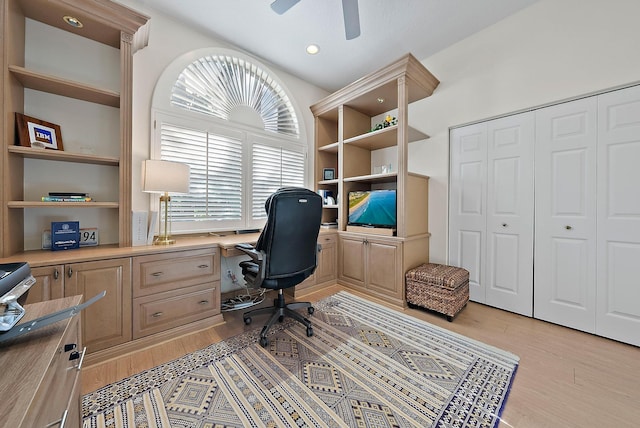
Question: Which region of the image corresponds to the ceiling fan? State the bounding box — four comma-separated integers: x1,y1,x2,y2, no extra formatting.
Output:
270,0,361,40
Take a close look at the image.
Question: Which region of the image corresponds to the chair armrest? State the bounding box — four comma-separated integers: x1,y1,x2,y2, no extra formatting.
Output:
235,243,264,263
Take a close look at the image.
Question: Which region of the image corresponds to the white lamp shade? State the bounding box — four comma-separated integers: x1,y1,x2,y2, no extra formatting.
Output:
142,160,190,194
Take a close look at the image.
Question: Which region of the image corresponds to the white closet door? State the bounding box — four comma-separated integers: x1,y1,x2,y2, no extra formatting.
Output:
596,85,640,346
534,97,597,332
449,123,487,303
485,113,534,316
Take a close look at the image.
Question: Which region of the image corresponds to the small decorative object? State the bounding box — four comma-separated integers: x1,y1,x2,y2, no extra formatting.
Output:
323,168,335,180
15,113,64,150
50,221,80,251
371,115,397,132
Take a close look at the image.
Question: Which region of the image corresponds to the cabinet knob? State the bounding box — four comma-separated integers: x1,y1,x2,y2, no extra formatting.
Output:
198,300,209,305
67,267,73,278
565,225,573,230
152,312,163,318
151,272,164,277
54,269,59,280
502,223,508,228
197,264,209,269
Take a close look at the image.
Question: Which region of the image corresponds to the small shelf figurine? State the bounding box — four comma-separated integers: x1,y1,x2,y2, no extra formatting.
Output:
371,115,397,132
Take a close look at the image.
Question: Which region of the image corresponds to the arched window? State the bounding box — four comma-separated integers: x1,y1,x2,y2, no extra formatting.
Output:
152,49,306,233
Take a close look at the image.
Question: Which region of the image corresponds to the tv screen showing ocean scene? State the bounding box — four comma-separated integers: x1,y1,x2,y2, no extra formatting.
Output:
348,189,396,228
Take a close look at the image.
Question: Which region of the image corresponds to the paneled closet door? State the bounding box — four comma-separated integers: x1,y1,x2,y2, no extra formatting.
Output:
534,97,597,332
596,85,640,347
450,112,534,315
449,123,487,303
485,113,534,316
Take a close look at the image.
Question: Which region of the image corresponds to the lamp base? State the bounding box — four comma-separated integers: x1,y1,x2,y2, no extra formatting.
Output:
153,236,176,245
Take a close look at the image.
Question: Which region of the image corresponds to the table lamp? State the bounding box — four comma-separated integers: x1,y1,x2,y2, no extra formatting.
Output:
142,159,190,245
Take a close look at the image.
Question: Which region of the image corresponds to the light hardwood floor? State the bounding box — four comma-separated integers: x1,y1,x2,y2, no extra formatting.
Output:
82,285,640,427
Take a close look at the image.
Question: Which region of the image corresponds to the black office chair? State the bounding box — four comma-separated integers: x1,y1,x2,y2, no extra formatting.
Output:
235,187,323,347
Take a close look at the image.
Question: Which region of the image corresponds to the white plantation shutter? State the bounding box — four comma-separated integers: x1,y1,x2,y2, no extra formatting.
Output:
251,144,305,220
159,123,244,230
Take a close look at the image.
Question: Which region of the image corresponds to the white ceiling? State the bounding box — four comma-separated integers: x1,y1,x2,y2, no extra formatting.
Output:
137,0,539,92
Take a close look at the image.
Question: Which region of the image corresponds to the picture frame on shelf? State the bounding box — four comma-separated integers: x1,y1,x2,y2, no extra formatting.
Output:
15,113,64,150
323,168,335,180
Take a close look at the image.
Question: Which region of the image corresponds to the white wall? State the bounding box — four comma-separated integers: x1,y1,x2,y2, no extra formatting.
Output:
408,0,640,263
119,0,329,215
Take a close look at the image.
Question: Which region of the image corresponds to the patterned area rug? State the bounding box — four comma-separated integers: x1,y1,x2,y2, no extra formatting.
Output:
82,291,518,427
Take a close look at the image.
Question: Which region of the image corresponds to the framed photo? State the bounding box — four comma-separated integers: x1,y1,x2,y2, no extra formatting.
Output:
15,113,64,150
323,168,335,180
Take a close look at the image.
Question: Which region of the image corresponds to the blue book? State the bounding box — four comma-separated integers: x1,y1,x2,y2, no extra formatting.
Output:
51,221,80,251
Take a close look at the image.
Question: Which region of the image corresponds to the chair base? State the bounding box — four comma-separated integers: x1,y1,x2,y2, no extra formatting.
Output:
243,289,314,347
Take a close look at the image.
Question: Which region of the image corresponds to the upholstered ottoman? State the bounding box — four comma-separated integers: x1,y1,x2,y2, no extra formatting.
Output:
405,263,469,321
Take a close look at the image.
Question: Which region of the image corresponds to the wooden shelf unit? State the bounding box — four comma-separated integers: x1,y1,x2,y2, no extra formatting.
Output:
310,53,439,306
0,0,149,257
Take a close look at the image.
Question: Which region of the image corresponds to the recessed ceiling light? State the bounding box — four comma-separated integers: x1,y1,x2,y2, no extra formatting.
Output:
306,44,320,55
63,15,83,28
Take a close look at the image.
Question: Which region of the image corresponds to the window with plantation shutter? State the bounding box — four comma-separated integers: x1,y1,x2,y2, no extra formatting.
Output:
251,144,305,220
150,50,307,234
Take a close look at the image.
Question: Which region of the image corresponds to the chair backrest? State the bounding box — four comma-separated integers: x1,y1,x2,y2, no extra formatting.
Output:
256,187,323,280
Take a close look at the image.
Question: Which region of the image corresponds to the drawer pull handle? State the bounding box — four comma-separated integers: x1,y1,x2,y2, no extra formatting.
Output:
198,300,209,305
52,408,69,428
152,312,163,318
54,269,59,280
565,225,573,230
67,267,73,278
151,272,164,277
64,343,77,352
198,264,209,269
68,347,87,370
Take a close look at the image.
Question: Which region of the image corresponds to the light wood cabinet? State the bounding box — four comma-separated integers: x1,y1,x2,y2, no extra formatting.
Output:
339,234,404,304
65,258,132,353
23,264,64,305
311,54,438,307
0,296,84,428
26,259,132,353
286,233,338,297
0,0,149,257
132,248,221,339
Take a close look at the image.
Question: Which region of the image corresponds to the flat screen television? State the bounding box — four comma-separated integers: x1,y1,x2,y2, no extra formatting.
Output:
347,189,397,229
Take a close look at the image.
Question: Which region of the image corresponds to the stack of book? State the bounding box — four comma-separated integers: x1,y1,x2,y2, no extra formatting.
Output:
41,192,92,202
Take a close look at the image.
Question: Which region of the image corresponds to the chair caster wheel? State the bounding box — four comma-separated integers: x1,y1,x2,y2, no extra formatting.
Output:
259,336,269,347
244,317,252,325
307,306,314,315
278,315,284,323
306,327,313,337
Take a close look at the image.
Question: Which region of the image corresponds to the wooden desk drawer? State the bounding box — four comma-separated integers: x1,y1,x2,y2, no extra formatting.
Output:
28,316,83,428
133,248,219,297
133,281,220,339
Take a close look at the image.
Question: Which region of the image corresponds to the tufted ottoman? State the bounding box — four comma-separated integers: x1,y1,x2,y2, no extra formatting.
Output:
405,263,469,321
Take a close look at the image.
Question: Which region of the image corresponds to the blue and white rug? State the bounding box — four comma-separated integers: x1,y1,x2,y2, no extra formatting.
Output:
83,291,518,427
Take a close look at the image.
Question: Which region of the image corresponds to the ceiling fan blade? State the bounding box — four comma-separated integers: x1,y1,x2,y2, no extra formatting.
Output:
342,0,361,40
271,0,301,15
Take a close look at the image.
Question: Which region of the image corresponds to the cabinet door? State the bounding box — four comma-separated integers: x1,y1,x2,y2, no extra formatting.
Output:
596,85,640,346
65,258,132,352
534,98,597,332
449,123,488,303
485,112,534,317
339,235,366,288
24,265,64,305
315,235,337,285
366,238,401,298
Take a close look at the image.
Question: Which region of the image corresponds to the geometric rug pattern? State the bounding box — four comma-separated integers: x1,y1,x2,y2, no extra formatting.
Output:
82,291,519,427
